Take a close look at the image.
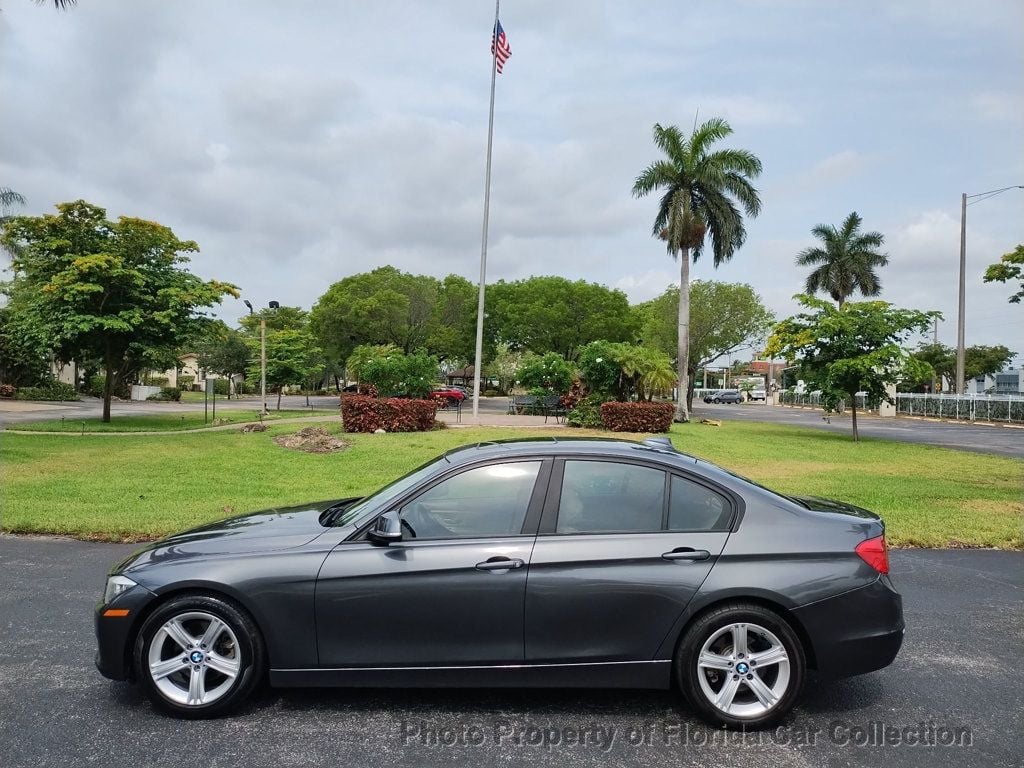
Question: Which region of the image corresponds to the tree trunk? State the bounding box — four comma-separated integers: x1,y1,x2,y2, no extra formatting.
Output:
675,247,691,422
277,387,283,411
850,398,859,442
102,345,113,423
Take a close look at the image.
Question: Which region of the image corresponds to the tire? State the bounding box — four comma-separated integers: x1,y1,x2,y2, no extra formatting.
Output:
675,602,805,729
133,593,266,719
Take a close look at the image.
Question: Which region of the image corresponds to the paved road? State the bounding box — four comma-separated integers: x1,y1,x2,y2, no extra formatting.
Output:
1,535,1020,768
694,403,1024,459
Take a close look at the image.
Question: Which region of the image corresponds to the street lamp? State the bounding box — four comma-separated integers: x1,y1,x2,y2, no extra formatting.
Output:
956,186,1024,393
243,299,279,413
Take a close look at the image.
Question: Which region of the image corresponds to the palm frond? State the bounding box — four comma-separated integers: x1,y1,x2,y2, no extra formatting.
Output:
632,160,679,197
689,118,733,157
795,246,828,266
0,187,26,208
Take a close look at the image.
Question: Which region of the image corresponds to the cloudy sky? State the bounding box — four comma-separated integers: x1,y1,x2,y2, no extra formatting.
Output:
1,0,1021,353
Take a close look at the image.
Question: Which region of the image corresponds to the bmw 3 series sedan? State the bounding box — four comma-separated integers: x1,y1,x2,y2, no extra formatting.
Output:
96,437,903,728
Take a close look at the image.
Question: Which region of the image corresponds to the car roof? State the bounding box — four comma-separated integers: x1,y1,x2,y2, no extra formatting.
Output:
442,437,699,467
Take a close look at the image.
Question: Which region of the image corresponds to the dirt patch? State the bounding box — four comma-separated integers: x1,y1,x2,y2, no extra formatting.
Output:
240,423,268,432
273,426,350,453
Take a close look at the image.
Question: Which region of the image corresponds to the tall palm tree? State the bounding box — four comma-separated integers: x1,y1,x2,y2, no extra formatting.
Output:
796,212,888,307
632,119,762,422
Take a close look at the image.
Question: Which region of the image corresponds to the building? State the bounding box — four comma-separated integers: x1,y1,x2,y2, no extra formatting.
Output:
967,368,1024,396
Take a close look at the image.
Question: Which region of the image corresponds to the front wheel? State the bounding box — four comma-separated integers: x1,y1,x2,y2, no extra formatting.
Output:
134,593,266,718
675,602,805,729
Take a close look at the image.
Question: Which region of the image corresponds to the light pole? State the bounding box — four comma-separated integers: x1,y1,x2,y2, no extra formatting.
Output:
955,185,1023,393
244,299,278,413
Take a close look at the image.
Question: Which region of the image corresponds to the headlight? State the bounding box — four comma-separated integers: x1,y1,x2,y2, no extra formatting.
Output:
103,575,138,605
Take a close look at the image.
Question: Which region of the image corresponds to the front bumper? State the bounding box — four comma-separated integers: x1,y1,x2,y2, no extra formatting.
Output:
792,576,904,679
94,585,157,681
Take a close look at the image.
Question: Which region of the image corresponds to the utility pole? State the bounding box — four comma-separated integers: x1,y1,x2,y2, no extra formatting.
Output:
955,192,967,394
260,317,267,414
932,316,938,393
955,185,1023,394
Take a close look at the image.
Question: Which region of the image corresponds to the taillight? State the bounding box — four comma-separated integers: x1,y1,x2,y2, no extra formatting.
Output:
856,534,889,574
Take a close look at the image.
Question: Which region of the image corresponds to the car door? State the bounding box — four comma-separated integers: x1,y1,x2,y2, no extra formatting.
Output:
315,458,550,667
525,457,733,663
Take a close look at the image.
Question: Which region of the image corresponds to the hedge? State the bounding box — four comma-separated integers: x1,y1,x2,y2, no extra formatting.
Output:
600,401,674,432
14,380,79,402
341,395,438,433
146,387,182,402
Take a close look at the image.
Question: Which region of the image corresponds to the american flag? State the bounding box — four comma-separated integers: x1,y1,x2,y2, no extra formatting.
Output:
491,19,511,73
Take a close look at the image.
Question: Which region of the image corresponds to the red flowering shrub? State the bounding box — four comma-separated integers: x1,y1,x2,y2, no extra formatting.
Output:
0,384,15,398
561,378,588,410
341,395,438,433
600,401,674,433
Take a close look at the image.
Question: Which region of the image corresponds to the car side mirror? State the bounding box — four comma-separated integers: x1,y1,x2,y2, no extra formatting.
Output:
367,510,402,546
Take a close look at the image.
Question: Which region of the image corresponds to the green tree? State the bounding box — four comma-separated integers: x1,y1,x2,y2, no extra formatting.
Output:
484,342,523,394
240,305,309,334
246,328,323,410
516,352,574,395
768,296,937,441
632,119,763,422
345,343,401,383
486,276,637,359
983,244,1024,304
310,267,476,368
1,201,237,421
796,212,888,307
197,322,251,398
911,342,1015,391
0,296,50,386
361,350,439,399
636,281,774,406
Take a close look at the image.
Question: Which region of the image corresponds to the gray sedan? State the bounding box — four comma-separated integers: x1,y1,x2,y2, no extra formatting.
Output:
95,437,903,728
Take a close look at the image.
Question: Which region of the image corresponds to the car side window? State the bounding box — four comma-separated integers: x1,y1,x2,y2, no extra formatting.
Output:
668,474,731,531
398,461,541,540
556,460,665,534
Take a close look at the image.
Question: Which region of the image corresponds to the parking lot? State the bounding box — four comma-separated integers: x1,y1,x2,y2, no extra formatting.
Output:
1,535,1021,768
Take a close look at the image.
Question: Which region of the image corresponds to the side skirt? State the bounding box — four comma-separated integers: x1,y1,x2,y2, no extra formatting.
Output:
270,660,672,689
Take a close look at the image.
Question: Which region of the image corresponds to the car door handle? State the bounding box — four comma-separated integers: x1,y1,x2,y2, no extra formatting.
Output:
475,557,525,571
662,547,711,561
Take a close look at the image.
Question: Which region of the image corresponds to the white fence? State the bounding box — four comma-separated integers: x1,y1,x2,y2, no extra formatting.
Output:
896,393,1024,424
778,391,877,413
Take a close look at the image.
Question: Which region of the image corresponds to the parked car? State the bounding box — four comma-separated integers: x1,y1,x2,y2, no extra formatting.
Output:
749,388,767,401
702,390,724,403
96,437,903,728
431,386,466,407
710,390,743,404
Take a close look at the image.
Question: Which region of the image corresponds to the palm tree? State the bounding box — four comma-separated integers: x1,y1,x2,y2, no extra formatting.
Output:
796,212,888,307
632,119,762,422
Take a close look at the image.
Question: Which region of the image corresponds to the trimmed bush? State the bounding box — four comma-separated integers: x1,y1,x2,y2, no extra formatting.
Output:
177,375,195,391
15,380,79,402
600,401,674,433
213,378,230,396
340,395,438,433
146,387,182,402
566,394,607,428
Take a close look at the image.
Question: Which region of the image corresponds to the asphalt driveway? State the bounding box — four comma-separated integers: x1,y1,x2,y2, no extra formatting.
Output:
1,535,1020,768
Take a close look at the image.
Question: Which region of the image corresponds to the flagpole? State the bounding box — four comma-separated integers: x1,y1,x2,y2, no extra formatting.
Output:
472,0,501,421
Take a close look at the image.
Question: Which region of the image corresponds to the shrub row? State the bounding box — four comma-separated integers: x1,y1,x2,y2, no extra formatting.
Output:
599,401,674,433
146,387,182,402
14,380,79,402
341,395,438,433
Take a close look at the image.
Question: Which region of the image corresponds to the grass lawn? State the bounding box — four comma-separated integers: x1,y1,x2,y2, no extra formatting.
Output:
10,409,338,433
1,420,1021,547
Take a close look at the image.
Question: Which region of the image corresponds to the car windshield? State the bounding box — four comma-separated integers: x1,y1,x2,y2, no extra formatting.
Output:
326,455,447,527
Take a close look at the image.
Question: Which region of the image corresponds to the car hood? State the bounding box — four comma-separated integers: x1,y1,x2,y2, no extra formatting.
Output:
792,495,881,521
115,498,356,573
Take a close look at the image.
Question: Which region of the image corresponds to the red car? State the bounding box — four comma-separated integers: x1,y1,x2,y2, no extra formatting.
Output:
431,387,466,408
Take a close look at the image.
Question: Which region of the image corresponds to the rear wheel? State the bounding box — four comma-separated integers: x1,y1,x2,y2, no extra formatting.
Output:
675,602,805,729
134,593,265,718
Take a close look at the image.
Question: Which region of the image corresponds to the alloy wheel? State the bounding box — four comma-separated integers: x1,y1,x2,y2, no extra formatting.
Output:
696,621,791,718
146,611,241,707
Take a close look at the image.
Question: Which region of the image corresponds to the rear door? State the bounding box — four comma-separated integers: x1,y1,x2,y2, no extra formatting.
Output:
525,457,733,663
